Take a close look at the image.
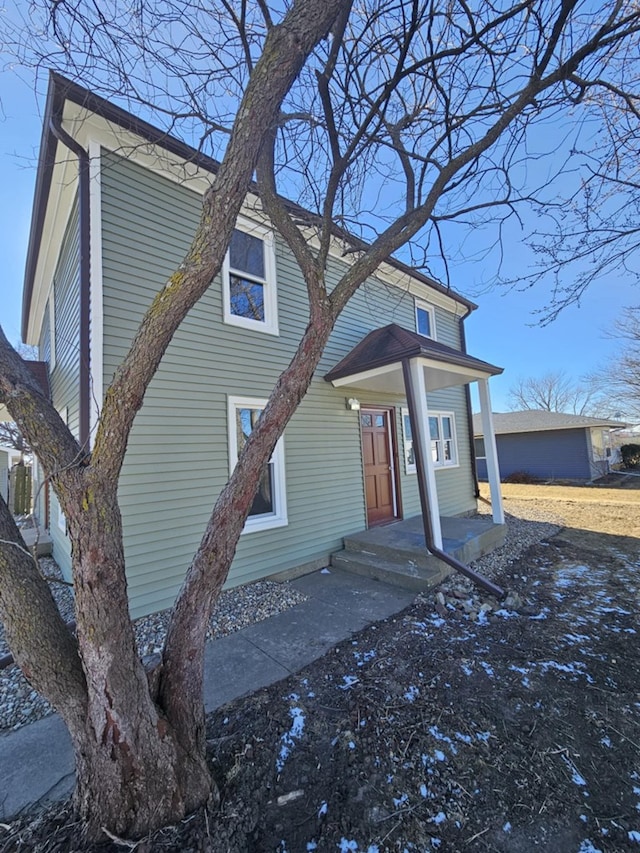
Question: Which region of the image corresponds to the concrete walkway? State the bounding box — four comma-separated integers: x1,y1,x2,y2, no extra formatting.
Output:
0,568,415,821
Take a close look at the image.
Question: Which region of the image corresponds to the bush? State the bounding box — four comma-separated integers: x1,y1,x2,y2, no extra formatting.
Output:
620,444,640,468
502,471,541,484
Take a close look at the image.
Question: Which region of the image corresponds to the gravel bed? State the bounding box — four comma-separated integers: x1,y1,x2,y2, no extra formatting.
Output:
0,501,563,734
0,561,307,733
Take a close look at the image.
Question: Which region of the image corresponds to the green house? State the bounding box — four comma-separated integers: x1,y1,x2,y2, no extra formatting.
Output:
23,73,506,619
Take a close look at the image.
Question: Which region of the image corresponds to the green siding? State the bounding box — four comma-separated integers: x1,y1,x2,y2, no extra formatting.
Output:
100,150,477,618
46,197,81,579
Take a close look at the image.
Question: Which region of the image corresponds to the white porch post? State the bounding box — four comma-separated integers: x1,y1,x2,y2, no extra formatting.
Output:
409,357,443,550
477,378,504,524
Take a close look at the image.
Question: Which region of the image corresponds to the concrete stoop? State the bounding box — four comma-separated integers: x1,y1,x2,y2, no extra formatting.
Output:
330,515,506,593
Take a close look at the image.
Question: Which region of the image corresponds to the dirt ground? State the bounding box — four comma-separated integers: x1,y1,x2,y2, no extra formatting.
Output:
4,483,640,853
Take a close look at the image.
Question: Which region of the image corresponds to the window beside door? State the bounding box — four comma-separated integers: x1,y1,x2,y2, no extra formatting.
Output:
401,408,458,471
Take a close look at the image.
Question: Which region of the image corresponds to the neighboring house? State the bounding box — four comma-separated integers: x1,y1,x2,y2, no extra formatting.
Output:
473,411,627,482
21,73,505,619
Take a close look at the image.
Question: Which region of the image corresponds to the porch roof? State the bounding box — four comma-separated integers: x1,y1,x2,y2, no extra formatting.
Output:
324,323,503,393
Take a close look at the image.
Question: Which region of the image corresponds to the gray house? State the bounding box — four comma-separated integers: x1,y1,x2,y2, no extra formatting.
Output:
473,410,625,482
22,73,506,618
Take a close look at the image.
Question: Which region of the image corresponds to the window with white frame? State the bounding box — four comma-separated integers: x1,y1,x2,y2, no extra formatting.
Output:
222,220,278,335
414,300,435,339
228,396,287,533
401,408,416,474
429,412,458,467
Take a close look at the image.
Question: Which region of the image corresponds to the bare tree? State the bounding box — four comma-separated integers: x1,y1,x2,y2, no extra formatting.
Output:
1,0,640,840
587,306,640,418
508,370,605,415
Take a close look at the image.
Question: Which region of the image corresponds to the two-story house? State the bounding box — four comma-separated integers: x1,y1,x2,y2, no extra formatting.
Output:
23,73,505,618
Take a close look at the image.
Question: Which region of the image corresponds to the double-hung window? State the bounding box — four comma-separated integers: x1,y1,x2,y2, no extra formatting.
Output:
222,219,278,335
228,396,287,533
429,412,458,467
414,300,435,339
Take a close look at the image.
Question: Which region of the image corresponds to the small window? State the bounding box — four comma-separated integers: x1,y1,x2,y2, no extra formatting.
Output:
474,437,486,459
429,412,458,468
222,220,278,335
228,396,287,533
415,300,435,339
401,408,416,474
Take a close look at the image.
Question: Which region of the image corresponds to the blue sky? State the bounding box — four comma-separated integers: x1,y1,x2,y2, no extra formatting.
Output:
1,67,637,412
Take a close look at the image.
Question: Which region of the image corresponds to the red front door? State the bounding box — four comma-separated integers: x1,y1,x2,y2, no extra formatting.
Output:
361,408,397,526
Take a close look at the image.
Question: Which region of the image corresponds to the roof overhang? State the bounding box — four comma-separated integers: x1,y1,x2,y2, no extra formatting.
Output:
22,73,477,345
325,324,502,394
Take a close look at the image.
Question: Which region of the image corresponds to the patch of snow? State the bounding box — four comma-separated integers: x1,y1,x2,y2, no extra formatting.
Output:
353,649,376,667
480,661,495,678
405,685,420,703
475,731,491,742
562,755,587,787
393,793,409,808
455,731,472,744
307,843,318,851
431,840,442,849
434,749,446,762
338,840,358,852
629,830,640,843
420,783,428,798
494,609,519,619
503,822,511,833
339,675,359,690
529,609,550,620
276,707,306,773
348,741,356,750
318,801,328,817
461,663,473,676
578,841,602,853
320,568,331,574
431,811,446,824
600,736,612,748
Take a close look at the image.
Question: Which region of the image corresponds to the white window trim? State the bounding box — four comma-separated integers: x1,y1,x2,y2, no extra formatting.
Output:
401,408,416,474
222,217,279,336
429,411,459,469
414,299,436,340
228,395,287,534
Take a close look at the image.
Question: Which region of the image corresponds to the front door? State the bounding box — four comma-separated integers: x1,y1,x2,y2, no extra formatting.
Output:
361,408,397,526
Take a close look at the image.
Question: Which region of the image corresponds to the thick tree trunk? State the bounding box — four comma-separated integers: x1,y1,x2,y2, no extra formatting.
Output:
62,473,212,837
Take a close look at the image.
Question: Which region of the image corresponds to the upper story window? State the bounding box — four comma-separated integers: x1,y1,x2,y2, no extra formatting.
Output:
228,395,287,533
415,300,435,339
222,220,279,335
429,412,458,468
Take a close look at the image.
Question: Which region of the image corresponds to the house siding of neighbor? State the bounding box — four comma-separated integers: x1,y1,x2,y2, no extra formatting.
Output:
24,75,502,619
474,411,625,483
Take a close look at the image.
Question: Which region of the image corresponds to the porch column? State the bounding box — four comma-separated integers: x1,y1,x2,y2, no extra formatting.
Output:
477,378,504,524
409,357,443,550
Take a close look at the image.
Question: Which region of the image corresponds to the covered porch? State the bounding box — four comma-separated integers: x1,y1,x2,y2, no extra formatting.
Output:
325,323,506,596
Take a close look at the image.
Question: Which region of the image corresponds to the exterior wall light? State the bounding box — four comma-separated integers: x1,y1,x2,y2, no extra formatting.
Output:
346,397,361,411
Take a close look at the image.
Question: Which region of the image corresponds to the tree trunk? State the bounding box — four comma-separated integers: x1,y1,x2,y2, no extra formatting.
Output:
63,474,212,837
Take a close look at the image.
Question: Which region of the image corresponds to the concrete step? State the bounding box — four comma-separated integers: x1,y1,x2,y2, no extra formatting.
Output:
343,532,436,570
330,550,450,593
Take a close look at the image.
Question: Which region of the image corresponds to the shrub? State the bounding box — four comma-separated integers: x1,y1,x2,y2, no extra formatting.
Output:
620,444,640,468
502,471,541,484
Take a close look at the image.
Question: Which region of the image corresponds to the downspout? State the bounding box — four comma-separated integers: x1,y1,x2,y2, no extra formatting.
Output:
49,116,91,451
401,357,505,600
459,317,480,499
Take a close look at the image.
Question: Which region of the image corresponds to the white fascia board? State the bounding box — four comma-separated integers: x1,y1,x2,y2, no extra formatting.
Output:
26,144,79,345
328,363,400,388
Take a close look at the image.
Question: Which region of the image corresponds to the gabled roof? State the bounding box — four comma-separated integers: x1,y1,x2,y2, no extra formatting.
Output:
325,323,503,384
23,72,477,340
473,410,627,437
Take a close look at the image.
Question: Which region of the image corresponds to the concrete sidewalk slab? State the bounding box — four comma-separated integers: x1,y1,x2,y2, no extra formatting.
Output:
203,632,289,711
0,568,416,822
0,714,73,820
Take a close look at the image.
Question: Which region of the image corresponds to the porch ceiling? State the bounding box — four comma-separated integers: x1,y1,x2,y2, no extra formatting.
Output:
324,323,502,393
